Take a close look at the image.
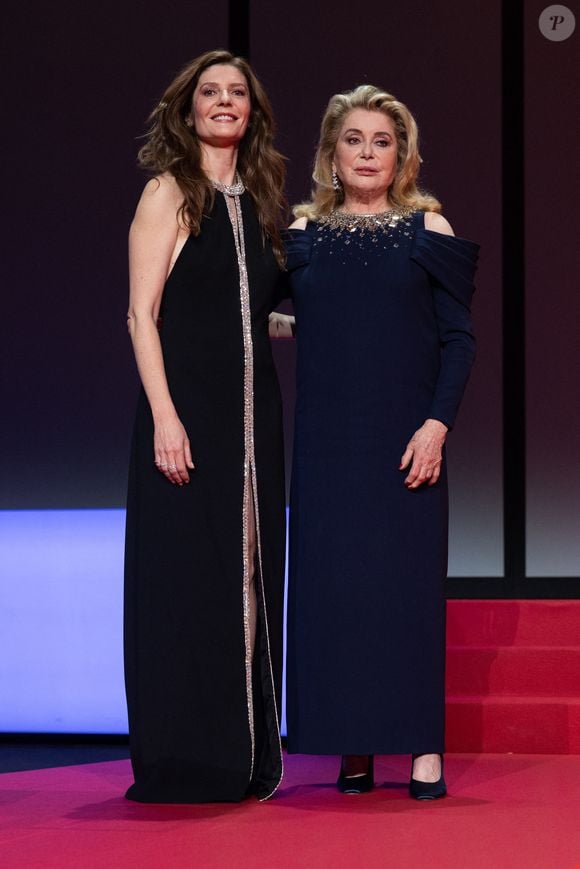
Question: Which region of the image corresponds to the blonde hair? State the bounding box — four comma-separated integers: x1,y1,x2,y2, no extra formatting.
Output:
294,85,441,220
138,50,287,265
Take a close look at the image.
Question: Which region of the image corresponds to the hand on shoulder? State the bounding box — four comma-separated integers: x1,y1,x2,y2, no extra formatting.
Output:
424,212,454,237
289,216,308,230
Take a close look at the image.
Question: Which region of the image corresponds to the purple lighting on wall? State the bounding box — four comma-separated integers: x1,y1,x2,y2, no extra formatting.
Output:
0,509,291,736
0,510,128,733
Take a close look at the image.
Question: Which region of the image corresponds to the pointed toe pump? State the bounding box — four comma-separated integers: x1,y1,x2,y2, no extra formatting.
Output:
409,754,447,800
337,755,374,794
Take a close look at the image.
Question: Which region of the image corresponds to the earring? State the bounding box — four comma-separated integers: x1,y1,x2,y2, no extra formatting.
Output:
332,170,342,191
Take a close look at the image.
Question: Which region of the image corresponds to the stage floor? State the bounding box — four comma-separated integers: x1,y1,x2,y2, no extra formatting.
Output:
1,752,579,867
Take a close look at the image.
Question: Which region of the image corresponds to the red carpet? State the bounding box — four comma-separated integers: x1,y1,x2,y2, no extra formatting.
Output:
446,601,580,753
3,601,579,865
2,754,580,868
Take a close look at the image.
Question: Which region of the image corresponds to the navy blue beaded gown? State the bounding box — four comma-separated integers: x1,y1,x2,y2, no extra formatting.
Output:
285,209,478,755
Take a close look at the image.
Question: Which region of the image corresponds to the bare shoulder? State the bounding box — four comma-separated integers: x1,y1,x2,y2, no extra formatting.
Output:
424,212,455,236
289,216,308,230
133,174,183,226
142,173,181,199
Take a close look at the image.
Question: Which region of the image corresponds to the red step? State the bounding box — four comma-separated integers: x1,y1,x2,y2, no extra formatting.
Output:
446,600,580,647
446,696,580,754
445,601,580,754
446,646,580,696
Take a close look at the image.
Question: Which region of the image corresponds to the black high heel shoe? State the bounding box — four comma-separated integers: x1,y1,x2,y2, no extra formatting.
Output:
337,755,374,794
409,754,447,800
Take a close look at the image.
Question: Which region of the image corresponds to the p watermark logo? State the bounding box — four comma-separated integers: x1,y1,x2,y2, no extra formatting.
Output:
538,4,576,41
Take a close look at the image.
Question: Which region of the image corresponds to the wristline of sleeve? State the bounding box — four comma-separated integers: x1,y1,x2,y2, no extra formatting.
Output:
427,410,453,432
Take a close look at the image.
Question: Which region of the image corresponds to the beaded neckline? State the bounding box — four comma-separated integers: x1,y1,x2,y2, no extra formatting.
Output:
319,207,414,232
211,175,245,197
312,206,415,258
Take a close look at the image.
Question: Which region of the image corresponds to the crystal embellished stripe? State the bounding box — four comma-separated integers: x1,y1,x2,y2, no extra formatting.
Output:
252,467,285,800
223,190,256,782
219,185,283,796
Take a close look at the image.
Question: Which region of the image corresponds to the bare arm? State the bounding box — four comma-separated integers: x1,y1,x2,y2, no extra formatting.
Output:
127,175,193,485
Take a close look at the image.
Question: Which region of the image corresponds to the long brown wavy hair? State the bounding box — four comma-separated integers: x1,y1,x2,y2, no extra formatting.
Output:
138,50,287,264
294,85,441,220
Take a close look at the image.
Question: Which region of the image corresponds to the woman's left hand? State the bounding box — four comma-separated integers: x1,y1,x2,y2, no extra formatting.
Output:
399,419,448,489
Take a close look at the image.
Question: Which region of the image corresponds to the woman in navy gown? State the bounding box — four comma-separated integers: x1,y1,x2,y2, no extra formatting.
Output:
285,85,478,799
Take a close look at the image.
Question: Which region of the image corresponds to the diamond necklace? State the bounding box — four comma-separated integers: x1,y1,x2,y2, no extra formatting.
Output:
211,174,245,196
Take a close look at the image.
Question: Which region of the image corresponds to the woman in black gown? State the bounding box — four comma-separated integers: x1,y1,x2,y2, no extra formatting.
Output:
285,86,478,799
124,51,287,803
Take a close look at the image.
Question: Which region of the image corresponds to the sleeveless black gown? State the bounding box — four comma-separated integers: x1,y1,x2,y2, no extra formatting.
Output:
124,192,285,802
285,210,478,755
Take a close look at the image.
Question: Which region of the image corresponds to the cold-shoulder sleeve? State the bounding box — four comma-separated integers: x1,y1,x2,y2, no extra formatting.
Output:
284,227,314,272
270,229,313,309
411,229,480,430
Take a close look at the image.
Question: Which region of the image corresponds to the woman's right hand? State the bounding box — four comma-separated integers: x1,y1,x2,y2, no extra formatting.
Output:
268,311,295,338
154,413,195,485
